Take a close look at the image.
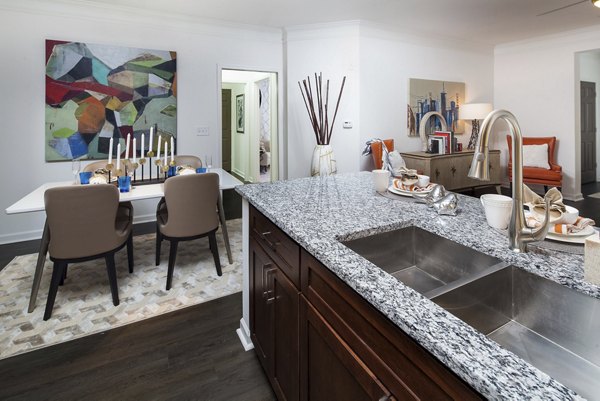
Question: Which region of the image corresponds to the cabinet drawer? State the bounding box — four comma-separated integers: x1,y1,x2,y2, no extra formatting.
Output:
301,250,482,401
250,205,300,288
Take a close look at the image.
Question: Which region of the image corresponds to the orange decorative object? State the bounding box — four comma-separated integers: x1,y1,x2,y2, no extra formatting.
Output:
506,135,562,191
371,139,394,169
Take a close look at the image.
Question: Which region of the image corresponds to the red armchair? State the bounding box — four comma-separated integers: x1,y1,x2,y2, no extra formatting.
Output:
506,135,562,192
370,139,394,169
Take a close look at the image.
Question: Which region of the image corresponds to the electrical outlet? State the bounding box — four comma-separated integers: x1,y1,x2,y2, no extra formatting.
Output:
197,126,209,136
343,121,353,129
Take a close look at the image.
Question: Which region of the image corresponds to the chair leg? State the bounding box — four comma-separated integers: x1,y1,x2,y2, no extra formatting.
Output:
155,225,162,266
105,253,120,306
209,232,222,277
59,266,67,286
166,240,179,290
127,232,134,273
544,185,549,193
44,261,67,321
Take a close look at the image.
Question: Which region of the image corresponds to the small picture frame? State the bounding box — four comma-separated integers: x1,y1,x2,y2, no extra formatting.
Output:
236,94,245,133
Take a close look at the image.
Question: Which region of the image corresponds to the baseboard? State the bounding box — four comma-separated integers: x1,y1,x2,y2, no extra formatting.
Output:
0,213,158,245
237,318,254,351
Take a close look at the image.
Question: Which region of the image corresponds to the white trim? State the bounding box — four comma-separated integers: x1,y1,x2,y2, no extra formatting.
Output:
0,0,283,43
232,168,246,181
236,318,254,351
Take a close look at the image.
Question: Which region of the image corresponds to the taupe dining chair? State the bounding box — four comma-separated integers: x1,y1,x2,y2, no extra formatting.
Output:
155,173,222,290
174,155,203,169
43,185,134,320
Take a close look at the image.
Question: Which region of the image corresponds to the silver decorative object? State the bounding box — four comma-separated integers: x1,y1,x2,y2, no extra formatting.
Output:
425,184,447,205
432,193,459,216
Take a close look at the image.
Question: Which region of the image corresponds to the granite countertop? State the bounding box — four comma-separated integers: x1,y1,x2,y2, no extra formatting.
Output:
237,172,595,400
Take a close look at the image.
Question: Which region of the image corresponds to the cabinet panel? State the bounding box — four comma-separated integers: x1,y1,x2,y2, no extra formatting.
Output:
272,268,300,401
250,237,275,372
300,297,393,401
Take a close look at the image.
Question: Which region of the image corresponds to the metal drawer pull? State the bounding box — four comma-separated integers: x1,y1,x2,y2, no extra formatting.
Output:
263,267,277,303
378,396,390,401
261,231,281,249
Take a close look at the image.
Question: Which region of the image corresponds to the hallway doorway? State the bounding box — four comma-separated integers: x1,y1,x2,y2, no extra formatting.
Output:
221,69,278,183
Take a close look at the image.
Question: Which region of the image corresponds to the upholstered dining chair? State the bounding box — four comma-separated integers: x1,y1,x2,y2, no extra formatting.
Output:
43,185,134,320
174,155,203,169
155,173,222,290
507,136,563,192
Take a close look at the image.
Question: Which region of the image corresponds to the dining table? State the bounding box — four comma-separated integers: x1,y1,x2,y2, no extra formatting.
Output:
5,167,243,313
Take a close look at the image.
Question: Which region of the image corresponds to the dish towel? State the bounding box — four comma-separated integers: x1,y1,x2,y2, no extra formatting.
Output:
523,185,566,220
554,217,596,234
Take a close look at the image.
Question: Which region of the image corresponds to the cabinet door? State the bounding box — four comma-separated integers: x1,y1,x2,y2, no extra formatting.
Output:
300,298,393,401
272,268,300,401
250,237,276,372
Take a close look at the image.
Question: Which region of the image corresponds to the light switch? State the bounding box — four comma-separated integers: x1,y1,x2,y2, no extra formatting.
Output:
343,121,353,129
197,126,209,136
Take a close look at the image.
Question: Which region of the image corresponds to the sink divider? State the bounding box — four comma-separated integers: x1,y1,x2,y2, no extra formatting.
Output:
425,261,510,300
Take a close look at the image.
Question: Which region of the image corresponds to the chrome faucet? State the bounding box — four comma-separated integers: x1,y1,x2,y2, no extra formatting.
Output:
468,109,551,253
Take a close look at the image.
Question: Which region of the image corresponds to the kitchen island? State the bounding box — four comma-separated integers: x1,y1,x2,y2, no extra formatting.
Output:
236,172,597,400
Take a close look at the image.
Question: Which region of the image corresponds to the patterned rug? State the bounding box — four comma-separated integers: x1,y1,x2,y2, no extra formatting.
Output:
588,192,600,199
0,219,242,360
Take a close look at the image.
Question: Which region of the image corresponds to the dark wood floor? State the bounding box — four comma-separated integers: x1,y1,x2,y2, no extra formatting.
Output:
0,292,276,401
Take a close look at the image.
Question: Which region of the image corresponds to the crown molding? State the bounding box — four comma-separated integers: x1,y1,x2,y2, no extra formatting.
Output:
0,0,283,43
495,24,600,54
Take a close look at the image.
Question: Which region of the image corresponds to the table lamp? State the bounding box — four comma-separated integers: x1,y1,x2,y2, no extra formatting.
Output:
460,103,493,150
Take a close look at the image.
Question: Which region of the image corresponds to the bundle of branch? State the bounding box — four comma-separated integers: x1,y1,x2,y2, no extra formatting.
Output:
298,73,346,145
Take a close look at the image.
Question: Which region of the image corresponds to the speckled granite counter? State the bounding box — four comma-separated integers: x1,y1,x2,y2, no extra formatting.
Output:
237,172,596,400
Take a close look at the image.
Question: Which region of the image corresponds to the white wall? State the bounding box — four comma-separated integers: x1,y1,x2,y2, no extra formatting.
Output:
285,23,361,179
494,25,600,201
579,51,600,181
359,23,495,171
0,0,283,243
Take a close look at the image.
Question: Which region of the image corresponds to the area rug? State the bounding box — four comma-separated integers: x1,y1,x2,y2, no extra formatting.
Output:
0,219,242,360
588,192,600,199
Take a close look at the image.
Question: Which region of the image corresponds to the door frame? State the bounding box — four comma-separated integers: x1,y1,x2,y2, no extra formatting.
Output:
217,64,285,181
580,80,597,185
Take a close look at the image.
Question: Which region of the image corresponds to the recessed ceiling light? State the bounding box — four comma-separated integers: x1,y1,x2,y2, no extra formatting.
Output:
593,0,600,8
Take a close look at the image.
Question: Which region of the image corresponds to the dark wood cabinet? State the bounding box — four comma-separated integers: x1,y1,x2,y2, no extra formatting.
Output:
300,297,394,401
249,205,482,401
249,218,300,401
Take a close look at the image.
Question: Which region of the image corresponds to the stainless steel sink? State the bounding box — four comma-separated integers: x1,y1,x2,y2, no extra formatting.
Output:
432,266,600,401
341,226,501,297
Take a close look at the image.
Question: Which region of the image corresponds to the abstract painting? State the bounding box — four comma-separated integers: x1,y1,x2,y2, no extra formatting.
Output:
236,94,244,133
45,40,177,161
407,78,465,137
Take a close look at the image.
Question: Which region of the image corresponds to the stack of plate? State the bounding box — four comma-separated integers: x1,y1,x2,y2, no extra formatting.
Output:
546,225,597,244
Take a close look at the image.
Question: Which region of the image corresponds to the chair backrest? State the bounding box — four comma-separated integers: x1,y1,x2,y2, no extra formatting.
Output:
44,185,122,259
174,155,203,169
83,160,117,175
162,173,220,238
371,139,394,169
506,136,557,165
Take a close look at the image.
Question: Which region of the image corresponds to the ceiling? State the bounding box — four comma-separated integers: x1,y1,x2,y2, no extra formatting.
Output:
81,0,600,45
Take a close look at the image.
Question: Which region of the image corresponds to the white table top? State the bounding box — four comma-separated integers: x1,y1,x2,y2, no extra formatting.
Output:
5,168,243,215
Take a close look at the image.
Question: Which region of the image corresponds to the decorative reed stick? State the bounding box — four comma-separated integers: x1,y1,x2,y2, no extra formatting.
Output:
299,73,346,145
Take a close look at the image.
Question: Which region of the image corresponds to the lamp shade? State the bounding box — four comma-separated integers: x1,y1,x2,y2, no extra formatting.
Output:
593,0,600,8
459,103,493,120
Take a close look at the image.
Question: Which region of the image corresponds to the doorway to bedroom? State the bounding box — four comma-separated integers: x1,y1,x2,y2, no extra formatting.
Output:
221,69,278,183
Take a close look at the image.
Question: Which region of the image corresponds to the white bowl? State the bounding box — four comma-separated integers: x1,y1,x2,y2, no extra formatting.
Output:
480,194,513,230
417,175,430,188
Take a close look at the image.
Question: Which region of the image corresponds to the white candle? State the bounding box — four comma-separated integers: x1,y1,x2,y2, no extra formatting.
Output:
108,137,113,164
157,136,162,160
148,128,153,156
116,143,121,171
141,134,145,158
125,133,131,160
133,138,137,164
170,137,174,163
164,142,168,166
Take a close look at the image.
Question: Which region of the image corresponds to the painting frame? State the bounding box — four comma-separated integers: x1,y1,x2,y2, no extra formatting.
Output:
236,94,245,133
407,78,465,137
45,39,177,162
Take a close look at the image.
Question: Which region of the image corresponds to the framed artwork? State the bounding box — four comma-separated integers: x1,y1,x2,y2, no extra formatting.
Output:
45,39,177,161
407,78,465,137
236,94,245,133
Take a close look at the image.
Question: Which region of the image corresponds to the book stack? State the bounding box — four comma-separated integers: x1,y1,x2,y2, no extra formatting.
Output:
428,131,458,155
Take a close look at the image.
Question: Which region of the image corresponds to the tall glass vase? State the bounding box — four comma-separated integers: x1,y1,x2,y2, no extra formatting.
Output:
311,144,337,177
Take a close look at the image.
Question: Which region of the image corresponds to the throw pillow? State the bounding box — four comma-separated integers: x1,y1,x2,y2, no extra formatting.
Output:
522,144,550,169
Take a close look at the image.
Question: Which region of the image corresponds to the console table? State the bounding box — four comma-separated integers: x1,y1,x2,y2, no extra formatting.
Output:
400,150,502,192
